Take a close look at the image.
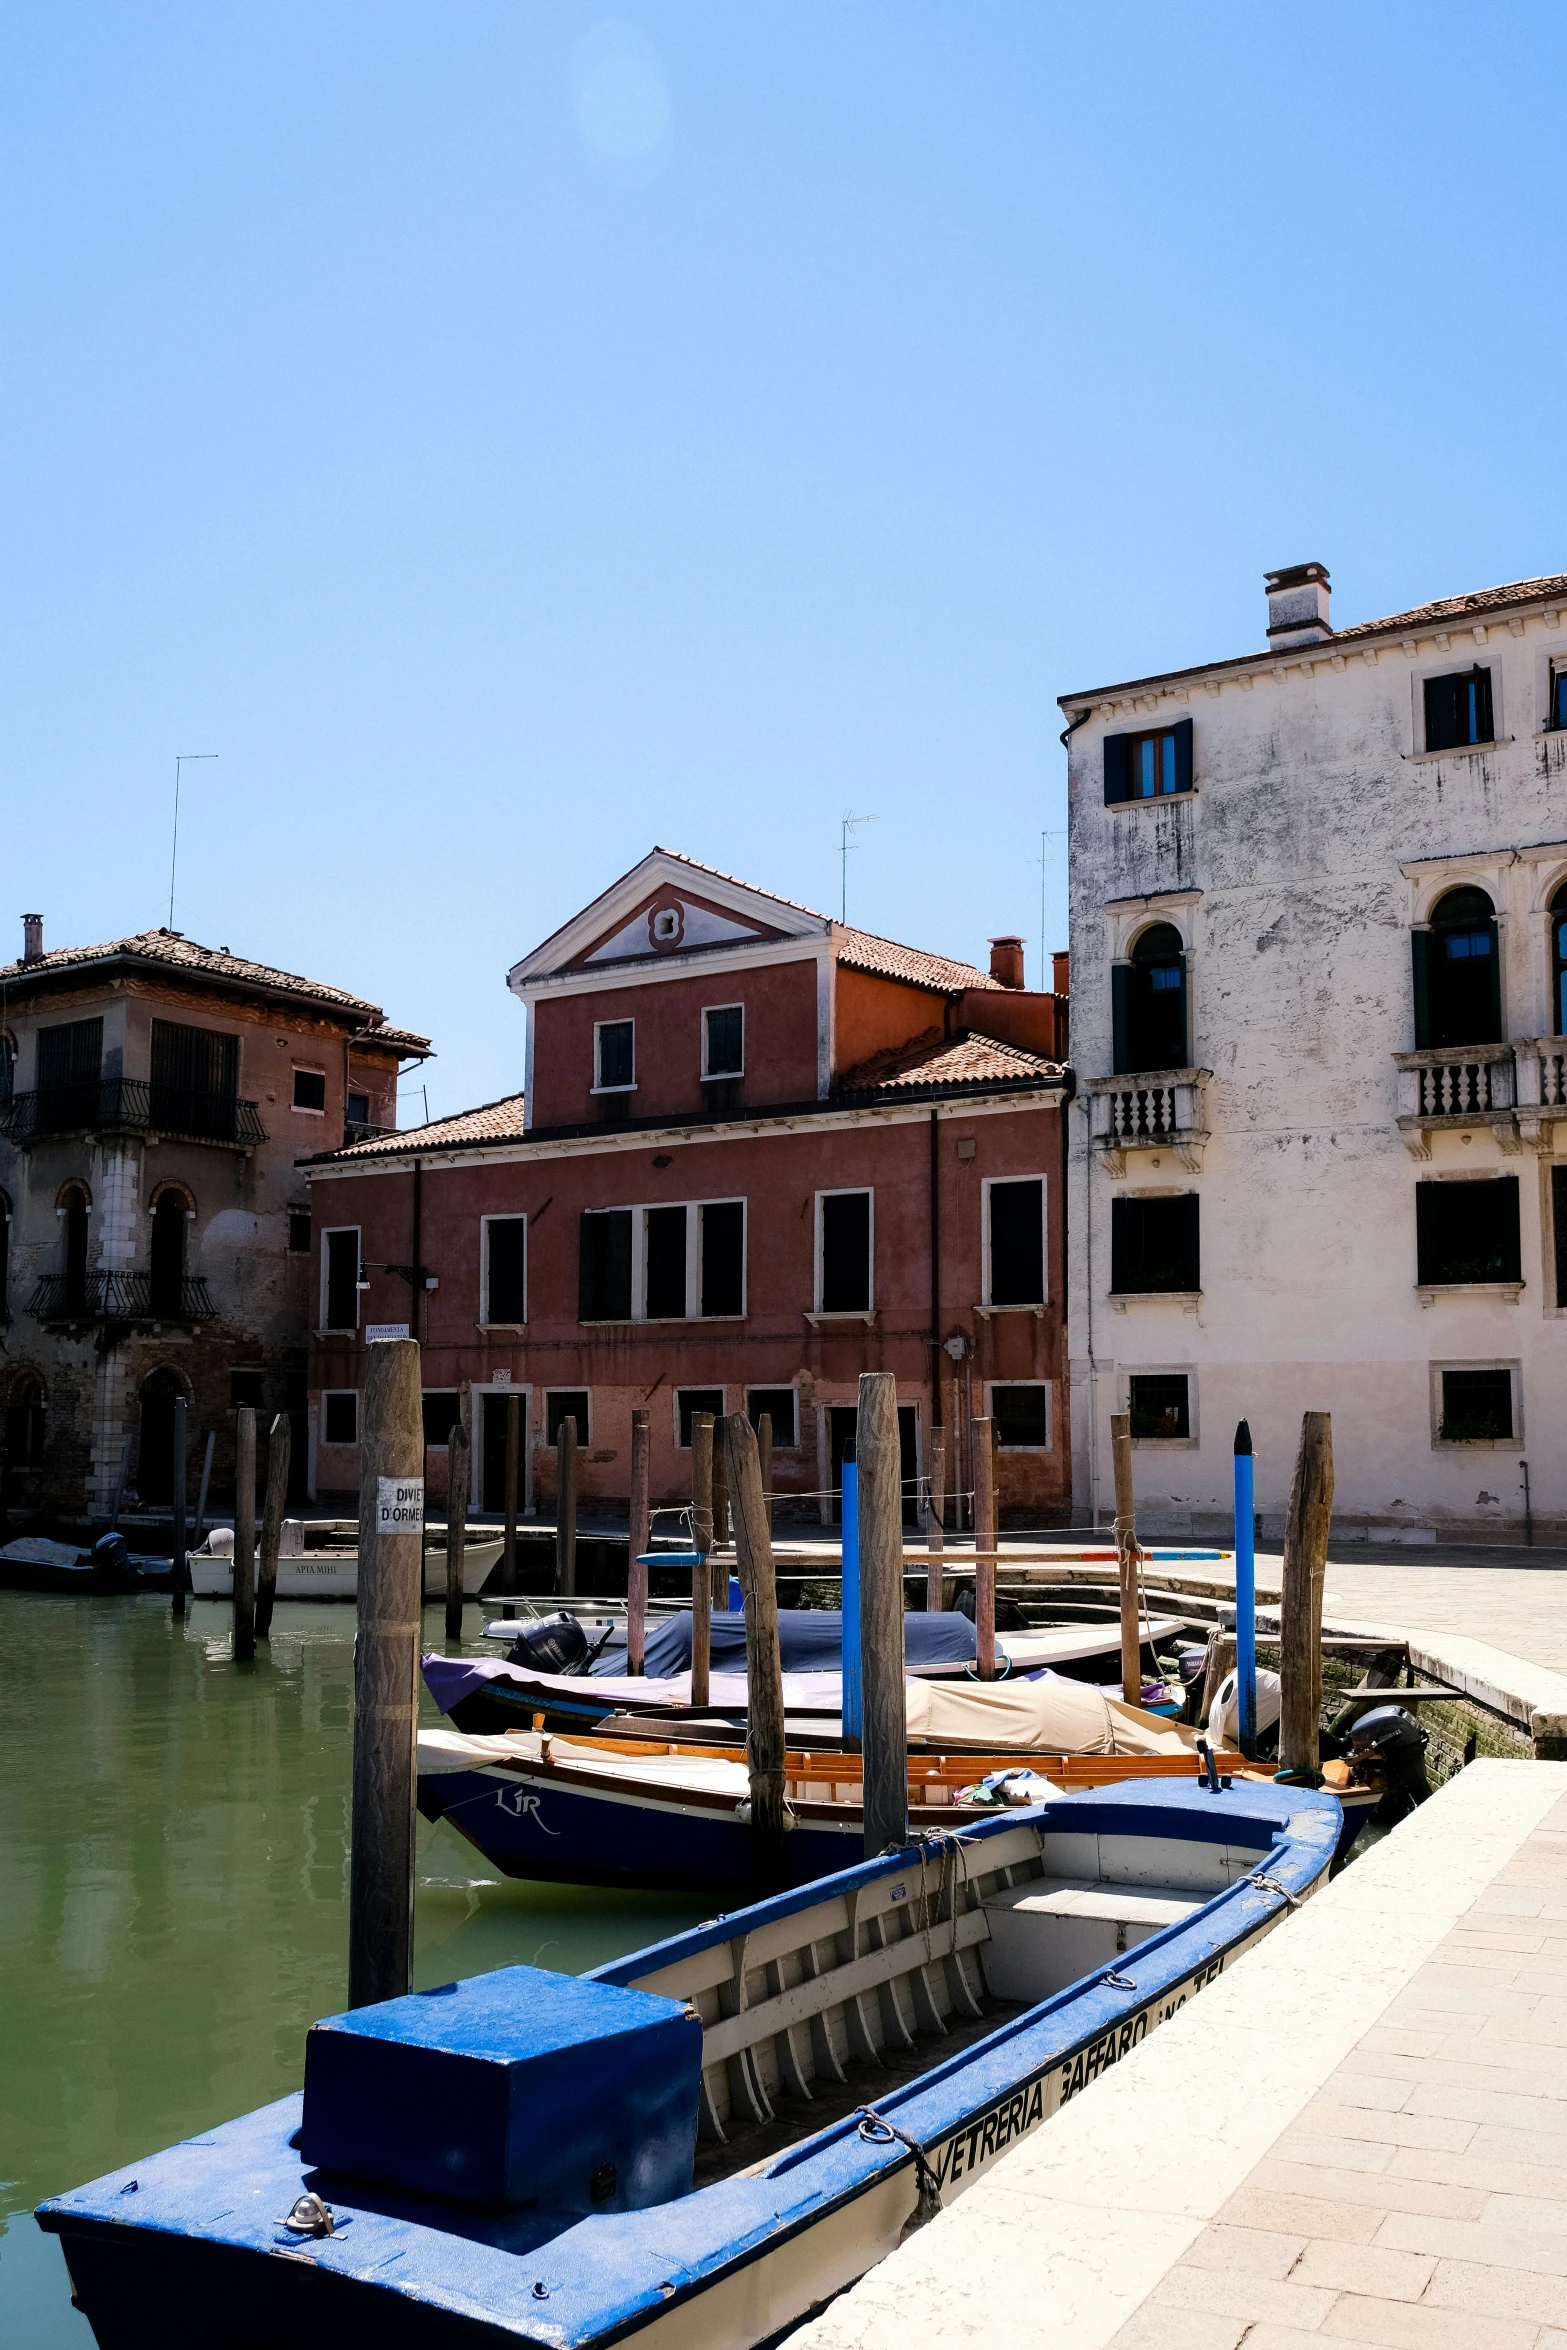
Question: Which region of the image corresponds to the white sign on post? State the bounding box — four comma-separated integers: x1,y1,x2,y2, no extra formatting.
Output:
376,1477,425,1536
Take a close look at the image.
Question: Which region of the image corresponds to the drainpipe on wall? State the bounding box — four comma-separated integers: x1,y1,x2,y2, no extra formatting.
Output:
1058,702,1096,1529
928,1107,941,1438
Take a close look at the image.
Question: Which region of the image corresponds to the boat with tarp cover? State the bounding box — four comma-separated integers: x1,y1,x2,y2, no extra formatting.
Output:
39,1773,1340,2350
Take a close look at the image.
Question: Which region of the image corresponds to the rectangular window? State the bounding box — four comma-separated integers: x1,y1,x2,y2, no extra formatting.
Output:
1552,664,1567,732
346,1091,370,1127
818,1190,872,1312
700,1200,745,1316
986,1177,1046,1306
1554,1166,1567,1308
678,1388,725,1447
1415,1177,1520,1287
578,1208,632,1320
323,1228,361,1329
421,1391,463,1448
1103,717,1193,805
546,1390,589,1447
992,1384,1051,1448
229,1369,264,1412
322,1391,358,1445
1110,1194,1200,1294
37,1016,104,1092
747,1387,798,1446
482,1215,527,1324
645,1204,688,1319
1438,1366,1514,1443
293,1067,327,1113
595,1020,635,1091
151,1020,238,1103
1424,666,1494,753
1128,1373,1191,1441
288,1210,311,1254
703,1005,744,1078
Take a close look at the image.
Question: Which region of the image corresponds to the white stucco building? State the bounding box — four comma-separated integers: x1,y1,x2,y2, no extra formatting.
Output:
1063,564,1567,1543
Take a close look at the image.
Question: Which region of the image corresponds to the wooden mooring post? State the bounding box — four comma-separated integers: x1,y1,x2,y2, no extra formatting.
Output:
170,1395,189,1619
1279,1411,1334,1779
690,1412,713,1708
971,1415,996,1677
349,1337,424,2009
193,1430,215,1546
711,1425,730,1561
233,1406,256,1663
628,1409,650,1674
256,1412,290,1640
756,1411,773,1534
1110,1411,1142,1704
724,1413,788,1888
556,1413,578,1597
445,1420,469,1642
925,1427,946,1613
857,1373,908,1861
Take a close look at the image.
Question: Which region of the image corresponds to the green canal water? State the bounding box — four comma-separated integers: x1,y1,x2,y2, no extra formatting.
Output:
0,1590,709,2346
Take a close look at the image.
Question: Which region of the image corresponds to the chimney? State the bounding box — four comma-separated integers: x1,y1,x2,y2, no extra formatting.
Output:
21,913,43,964
988,935,1025,991
1052,949,1070,998
1264,562,1331,648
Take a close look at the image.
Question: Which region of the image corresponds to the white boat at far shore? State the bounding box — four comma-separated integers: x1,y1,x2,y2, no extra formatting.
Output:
188,1534,503,1601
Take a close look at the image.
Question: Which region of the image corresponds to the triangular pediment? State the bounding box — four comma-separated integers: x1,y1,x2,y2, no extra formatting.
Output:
508,849,829,990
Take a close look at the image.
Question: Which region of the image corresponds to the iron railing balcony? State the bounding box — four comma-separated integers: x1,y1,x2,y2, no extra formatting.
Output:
29,1271,218,1325
343,1118,397,1148
0,1079,267,1149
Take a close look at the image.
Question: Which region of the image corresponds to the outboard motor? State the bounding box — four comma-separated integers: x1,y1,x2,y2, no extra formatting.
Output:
1347,1704,1431,1823
505,1613,592,1675
90,1531,131,1588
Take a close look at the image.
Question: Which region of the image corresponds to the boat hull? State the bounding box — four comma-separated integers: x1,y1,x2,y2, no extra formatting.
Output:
187,1539,503,1601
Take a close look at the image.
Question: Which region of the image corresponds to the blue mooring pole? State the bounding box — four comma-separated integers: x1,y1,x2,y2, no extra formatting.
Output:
1234,1420,1256,1759
841,1461,862,1750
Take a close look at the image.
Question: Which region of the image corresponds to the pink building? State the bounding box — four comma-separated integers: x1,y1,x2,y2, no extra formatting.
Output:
303,851,1070,1526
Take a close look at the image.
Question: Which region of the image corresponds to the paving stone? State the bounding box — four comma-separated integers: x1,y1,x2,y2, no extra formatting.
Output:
1218,2186,1380,2243
1289,2242,1438,2301
1447,1929,1549,1955
1319,2294,1541,2350
1406,2082,1567,2129
1176,2226,1307,2279
1245,2159,1486,2222
1391,2143,1567,2200
1290,2104,1479,2154
1270,2132,1397,2177
1323,2073,1416,2111
1375,2212,1567,2278
1483,2192,1567,2237
1105,2309,1249,2350
1221,2330,1332,2350
1151,2267,1338,2328
1357,2027,1448,2060
1425,2256,1567,2323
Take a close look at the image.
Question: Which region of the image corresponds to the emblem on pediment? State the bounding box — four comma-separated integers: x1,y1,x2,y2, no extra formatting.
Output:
648,902,685,949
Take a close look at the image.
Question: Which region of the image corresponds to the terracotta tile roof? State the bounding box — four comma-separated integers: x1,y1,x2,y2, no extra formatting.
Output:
356,1024,432,1057
1062,571,1567,704
651,847,829,924
837,1028,1063,1095
0,927,432,1051
835,927,1000,994
329,1093,528,1159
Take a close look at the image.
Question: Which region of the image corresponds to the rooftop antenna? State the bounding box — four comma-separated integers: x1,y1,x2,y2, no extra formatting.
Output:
1036,826,1064,984
840,810,875,924
169,754,218,929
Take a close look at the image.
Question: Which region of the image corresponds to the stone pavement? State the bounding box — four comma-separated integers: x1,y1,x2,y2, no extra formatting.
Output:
790,1760,1567,2350
1308,1544,1567,1677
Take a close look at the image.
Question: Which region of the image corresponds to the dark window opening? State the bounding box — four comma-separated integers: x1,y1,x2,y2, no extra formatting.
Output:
1551,882,1567,1040
828,1402,919,1525
151,1021,239,1135
0,1192,10,1321
596,1021,634,1090
137,1368,183,1503
546,1391,589,1447
1554,1166,1567,1307
288,1210,311,1254
748,1387,797,1446
578,1208,632,1320
485,1217,527,1322
1414,886,1501,1051
1128,1373,1191,1441
0,1033,14,1106
1110,1193,1200,1294
150,1192,187,1316
820,1191,871,1312
1114,923,1187,1075
704,1006,744,1077
1103,717,1193,805
1552,666,1567,733
61,1186,90,1313
293,1068,327,1112
700,1200,744,1316
422,1391,463,1448
678,1388,725,1448
988,1178,1045,1305
36,1019,104,1132
1424,665,1494,753
645,1205,688,1319
1416,1177,1520,1286
481,1391,519,1511
346,1091,370,1126
992,1385,1050,1447
324,1229,360,1330
229,1369,264,1412
323,1391,358,1446
1439,1367,1513,1443
5,1378,45,1468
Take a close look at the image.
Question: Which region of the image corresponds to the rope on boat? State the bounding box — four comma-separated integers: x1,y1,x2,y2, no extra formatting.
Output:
854,2106,944,2232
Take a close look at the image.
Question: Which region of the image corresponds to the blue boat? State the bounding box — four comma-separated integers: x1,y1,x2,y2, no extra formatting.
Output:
38,1774,1340,2350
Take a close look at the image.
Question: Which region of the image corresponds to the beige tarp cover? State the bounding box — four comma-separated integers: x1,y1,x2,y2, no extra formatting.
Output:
901,1676,1194,1756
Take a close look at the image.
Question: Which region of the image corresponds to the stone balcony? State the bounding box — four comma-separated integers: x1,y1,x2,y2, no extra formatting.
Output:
1394,1038,1567,1157
1083,1069,1210,1175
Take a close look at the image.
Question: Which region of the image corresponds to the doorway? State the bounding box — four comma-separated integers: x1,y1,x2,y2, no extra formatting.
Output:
137,1369,184,1506
478,1387,532,1515
827,1403,919,1526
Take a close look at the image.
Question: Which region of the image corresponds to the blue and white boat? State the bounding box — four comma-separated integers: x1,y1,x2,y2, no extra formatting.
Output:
38,1774,1339,2350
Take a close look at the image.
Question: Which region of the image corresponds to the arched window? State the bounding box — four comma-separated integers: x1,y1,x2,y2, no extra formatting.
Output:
60,1184,90,1314
138,1368,184,1506
150,1190,188,1316
1550,881,1567,1039
1414,886,1500,1050
4,1376,46,1470
1113,923,1188,1075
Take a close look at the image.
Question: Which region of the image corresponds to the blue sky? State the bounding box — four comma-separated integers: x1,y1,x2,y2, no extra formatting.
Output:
4,3,1565,1119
